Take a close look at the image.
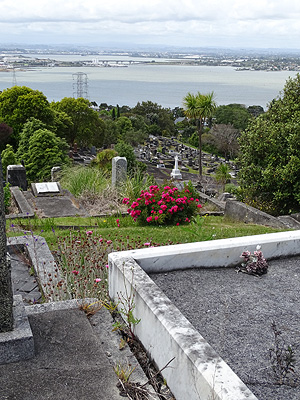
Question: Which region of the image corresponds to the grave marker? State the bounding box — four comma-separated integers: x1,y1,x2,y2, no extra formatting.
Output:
171,155,182,180
6,165,27,191
51,166,61,182
112,157,127,187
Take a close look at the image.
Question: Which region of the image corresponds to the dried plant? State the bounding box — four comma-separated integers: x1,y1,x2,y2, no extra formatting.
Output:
269,321,297,386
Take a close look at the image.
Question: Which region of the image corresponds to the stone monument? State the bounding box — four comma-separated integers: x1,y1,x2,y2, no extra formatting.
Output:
6,165,27,191
51,166,62,182
112,157,127,187
171,155,182,180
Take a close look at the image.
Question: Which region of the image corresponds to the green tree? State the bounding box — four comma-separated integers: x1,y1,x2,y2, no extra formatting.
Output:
215,163,231,192
51,97,104,147
247,105,264,118
17,118,47,162
1,145,18,177
0,86,54,150
115,141,137,174
183,92,217,178
214,104,251,131
132,101,176,136
20,129,69,182
238,73,300,215
91,149,118,171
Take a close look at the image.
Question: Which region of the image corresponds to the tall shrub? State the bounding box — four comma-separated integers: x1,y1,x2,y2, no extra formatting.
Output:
238,73,300,215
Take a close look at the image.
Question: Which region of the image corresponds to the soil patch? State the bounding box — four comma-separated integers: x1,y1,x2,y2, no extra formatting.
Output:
150,256,300,400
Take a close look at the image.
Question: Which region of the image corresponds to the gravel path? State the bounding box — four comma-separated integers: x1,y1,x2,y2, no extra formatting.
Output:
150,256,300,400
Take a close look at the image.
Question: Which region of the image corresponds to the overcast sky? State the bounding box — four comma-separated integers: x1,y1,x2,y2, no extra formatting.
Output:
1,0,300,50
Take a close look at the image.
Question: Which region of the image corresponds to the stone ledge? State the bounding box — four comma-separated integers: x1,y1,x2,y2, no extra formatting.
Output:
6,186,34,219
0,295,34,364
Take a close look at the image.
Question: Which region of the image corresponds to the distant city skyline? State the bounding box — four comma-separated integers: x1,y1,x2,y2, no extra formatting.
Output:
0,0,300,50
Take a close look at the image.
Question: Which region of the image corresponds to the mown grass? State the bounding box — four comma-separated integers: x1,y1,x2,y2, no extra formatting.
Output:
7,214,287,251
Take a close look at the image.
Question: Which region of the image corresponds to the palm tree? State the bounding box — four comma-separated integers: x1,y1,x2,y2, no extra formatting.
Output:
183,92,217,178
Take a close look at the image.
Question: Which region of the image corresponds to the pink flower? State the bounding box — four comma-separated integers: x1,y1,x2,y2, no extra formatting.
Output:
105,264,109,268
154,216,159,221
197,204,202,208
131,201,139,209
72,270,79,275
86,230,93,235
99,238,103,243
146,216,152,222
158,209,163,214
116,219,120,223
95,278,101,283
122,197,130,204
176,222,180,226
107,240,112,244
144,242,151,246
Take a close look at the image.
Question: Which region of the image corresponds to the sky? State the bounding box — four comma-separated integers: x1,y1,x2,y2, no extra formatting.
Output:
0,0,300,50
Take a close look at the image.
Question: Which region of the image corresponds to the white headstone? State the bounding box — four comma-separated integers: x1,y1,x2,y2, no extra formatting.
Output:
112,157,127,187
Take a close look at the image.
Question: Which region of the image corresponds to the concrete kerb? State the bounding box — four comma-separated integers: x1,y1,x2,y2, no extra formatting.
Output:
108,230,300,400
8,235,59,301
6,186,35,219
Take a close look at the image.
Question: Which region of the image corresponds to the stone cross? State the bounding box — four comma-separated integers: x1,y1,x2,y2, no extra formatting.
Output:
0,155,13,333
171,155,182,180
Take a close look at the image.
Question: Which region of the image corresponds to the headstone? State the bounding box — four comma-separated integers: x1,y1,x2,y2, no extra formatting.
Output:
90,146,97,156
6,165,27,191
112,157,127,187
170,155,182,180
51,167,62,182
0,156,13,332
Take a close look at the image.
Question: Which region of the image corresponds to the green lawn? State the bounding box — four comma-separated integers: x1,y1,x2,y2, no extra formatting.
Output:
7,214,287,251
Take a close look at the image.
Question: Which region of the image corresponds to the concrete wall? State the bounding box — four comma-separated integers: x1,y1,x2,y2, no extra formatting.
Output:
224,199,287,229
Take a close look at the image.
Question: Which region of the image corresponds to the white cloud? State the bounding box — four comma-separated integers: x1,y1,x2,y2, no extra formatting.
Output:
0,0,300,48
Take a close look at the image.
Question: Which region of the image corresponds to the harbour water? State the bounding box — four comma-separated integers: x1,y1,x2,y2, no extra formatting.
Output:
0,54,297,109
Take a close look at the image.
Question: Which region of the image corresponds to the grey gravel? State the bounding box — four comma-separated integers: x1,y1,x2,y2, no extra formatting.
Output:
150,255,300,400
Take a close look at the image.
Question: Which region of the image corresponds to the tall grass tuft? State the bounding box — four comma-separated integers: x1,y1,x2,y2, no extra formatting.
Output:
120,170,155,201
60,165,110,197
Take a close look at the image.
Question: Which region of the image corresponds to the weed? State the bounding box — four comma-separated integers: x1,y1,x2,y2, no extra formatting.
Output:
269,321,297,386
79,300,103,317
114,362,137,383
112,265,141,340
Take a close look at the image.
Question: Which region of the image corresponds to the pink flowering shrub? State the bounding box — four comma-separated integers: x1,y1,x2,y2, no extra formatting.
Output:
124,182,202,225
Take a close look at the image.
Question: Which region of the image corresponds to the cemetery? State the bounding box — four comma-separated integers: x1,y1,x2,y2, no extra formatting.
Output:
2,144,300,400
